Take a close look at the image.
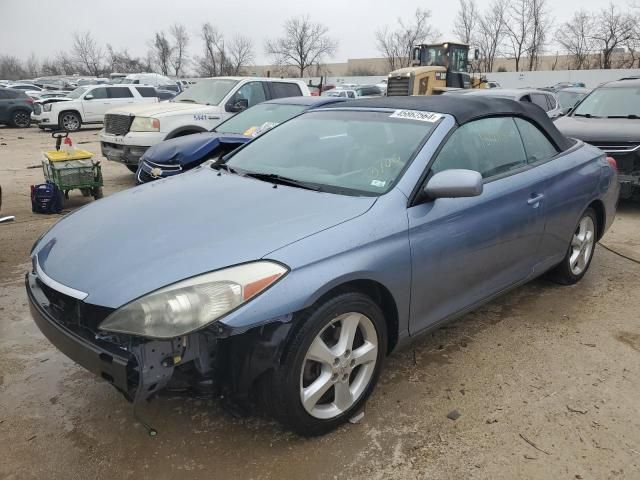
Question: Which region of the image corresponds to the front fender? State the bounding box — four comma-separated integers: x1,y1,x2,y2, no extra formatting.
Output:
165,125,208,139
217,189,412,340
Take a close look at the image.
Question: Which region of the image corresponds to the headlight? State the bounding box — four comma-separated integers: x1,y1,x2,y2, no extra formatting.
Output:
99,261,287,338
130,116,160,132
43,103,52,112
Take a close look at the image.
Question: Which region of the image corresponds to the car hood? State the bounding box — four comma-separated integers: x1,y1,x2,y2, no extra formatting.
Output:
34,168,376,308
105,102,221,117
554,116,640,143
142,132,249,166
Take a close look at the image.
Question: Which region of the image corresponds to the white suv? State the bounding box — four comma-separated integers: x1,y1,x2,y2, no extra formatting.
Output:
35,85,159,132
99,77,310,171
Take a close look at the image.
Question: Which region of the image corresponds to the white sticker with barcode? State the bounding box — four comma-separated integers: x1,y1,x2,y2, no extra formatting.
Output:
389,110,443,122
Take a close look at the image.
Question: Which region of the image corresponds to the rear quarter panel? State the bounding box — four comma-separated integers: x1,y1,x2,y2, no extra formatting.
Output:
536,142,614,271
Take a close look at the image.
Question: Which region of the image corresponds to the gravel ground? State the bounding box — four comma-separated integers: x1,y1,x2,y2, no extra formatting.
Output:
1,126,639,480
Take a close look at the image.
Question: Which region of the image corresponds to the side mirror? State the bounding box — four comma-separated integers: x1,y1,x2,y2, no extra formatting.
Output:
84,94,94,100
226,98,249,113
424,169,483,199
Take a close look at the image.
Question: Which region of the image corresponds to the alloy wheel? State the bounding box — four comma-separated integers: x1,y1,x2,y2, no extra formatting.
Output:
570,216,595,275
13,111,30,128
61,113,80,131
300,312,378,419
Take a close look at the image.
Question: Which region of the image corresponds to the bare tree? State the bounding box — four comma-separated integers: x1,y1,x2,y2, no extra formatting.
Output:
265,15,338,77
71,31,104,76
453,0,478,45
526,0,551,71
591,3,635,69
476,0,507,73
24,53,40,78
227,35,255,75
169,23,189,77
107,45,147,73
504,0,530,72
56,51,76,75
197,22,224,77
152,31,173,75
556,11,595,70
0,55,27,80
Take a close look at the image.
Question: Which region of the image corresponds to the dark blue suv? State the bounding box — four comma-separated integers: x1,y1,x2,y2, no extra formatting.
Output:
0,88,33,128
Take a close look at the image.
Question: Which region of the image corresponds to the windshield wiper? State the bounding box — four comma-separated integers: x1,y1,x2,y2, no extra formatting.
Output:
573,113,601,118
242,172,323,191
607,114,640,119
211,162,238,174
177,99,197,103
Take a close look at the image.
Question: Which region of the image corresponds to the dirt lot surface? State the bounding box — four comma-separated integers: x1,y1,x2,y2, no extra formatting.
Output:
1,126,639,480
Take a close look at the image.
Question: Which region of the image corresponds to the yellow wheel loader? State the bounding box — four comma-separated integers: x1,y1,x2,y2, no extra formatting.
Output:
387,42,486,96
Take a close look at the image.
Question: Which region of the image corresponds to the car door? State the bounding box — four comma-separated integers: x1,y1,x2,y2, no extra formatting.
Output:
0,90,10,122
407,116,549,334
82,87,110,121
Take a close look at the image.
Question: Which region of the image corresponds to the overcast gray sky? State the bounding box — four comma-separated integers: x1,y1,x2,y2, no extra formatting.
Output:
0,0,629,65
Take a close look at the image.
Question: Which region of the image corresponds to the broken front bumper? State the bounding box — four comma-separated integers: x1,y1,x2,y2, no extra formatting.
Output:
26,273,204,402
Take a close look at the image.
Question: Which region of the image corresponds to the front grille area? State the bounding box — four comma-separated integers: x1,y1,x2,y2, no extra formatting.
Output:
36,278,112,333
387,77,411,96
104,114,133,135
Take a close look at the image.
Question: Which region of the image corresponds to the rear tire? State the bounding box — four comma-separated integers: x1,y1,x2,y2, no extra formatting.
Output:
11,110,31,128
266,292,387,436
126,165,138,173
548,208,597,285
92,187,103,200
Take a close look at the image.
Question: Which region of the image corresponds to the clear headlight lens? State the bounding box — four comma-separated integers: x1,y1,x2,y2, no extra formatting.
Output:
130,116,160,132
43,103,52,112
99,261,287,339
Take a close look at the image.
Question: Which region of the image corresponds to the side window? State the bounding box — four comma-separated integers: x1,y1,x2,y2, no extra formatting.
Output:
545,94,557,110
530,93,550,112
135,87,157,98
514,118,559,163
233,81,267,107
108,87,133,98
271,82,302,98
431,117,527,179
88,88,108,99
347,91,355,98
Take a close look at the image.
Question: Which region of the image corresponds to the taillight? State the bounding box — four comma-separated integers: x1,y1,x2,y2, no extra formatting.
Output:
606,156,617,171
26,98,34,104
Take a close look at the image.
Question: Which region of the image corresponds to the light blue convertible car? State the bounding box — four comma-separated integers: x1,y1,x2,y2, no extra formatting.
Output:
27,96,619,436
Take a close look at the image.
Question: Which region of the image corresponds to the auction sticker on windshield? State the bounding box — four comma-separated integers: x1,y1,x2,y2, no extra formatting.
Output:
390,110,443,122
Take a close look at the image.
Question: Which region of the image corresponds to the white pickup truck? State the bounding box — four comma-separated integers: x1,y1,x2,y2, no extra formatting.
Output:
34,85,159,132
99,77,310,171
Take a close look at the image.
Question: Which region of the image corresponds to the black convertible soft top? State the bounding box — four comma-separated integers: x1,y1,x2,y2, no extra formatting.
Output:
320,95,575,151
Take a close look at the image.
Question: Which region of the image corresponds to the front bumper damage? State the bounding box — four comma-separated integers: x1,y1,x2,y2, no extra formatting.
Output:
101,142,149,166
26,272,293,412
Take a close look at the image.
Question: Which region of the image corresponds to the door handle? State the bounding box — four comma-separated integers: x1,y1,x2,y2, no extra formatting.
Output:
527,193,545,205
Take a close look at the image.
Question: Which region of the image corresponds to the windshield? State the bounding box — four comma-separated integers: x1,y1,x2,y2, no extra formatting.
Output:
226,110,438,195
172,79,238,105
216,103,307,136
322,90,345,97
423,47,446,67
572,87,640,117
66,87,88,99
558,91,586,108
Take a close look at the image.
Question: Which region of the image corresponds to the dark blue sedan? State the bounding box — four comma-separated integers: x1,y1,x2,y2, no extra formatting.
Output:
135,96,347,184
27,96,618,436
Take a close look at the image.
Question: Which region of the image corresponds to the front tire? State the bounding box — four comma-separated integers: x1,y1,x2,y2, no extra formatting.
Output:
549,208,597,285
58,111,81,132
267,292,387,436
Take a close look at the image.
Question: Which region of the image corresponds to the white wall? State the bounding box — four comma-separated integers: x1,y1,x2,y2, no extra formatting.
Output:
303,69,640,89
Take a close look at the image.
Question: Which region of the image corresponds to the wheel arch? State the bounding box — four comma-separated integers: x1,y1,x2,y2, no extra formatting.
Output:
57,109,82,123
309,278,400,355
165,125,207,139
587,199,606,241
